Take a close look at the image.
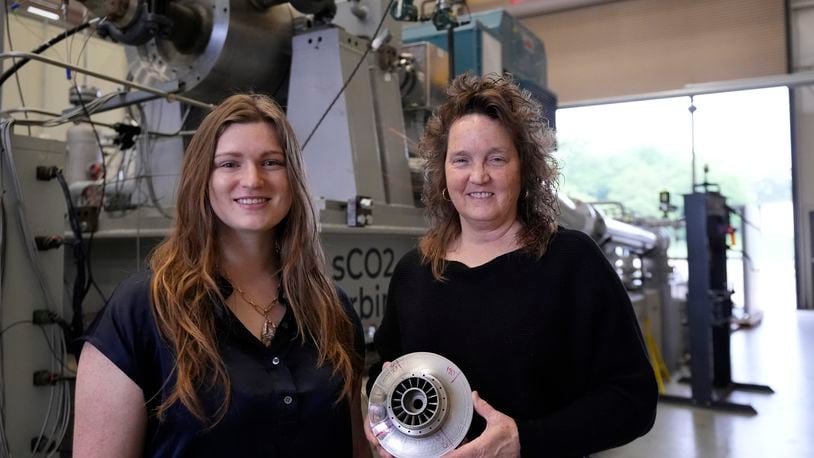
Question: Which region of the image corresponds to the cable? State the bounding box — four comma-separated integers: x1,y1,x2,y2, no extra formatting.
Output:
0,120,60,312
1,124,77,455
0,158,7,458
29,325,73,456
135,104,173,219
0,17,98,87
38,327,74,375
0,121,73,455
31,366,56,457
3,91,127,128
301,0,397,150
70,83,109,305
0,319,32,336
42,91,124,127
55,170,90,343
68,23,112,303
3,0,32,135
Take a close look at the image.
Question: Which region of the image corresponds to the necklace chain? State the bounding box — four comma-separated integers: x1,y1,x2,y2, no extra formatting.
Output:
231,281,280,347
234,286,279,316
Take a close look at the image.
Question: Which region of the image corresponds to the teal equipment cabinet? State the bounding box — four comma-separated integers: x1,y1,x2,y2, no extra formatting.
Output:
402,8,557,127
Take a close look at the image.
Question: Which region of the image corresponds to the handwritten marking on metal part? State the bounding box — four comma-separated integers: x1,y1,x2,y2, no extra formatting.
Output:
447,366,459,383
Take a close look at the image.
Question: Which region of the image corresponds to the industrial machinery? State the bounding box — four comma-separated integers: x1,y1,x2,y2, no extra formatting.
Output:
0,0,675,454
660,184,773,414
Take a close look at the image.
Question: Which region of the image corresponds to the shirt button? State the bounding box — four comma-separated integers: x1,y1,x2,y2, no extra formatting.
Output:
272,356,280,366
283,395,293,405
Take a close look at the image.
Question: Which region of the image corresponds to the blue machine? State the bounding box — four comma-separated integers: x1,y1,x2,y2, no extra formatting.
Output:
402,9,557,127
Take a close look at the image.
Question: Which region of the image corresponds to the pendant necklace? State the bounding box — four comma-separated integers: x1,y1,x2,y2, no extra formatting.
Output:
233,285,280,347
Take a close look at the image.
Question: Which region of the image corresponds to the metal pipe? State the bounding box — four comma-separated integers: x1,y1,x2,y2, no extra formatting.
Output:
0,51,214,110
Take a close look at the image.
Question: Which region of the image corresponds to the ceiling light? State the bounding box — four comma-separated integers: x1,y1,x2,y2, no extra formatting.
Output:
26,5,60,20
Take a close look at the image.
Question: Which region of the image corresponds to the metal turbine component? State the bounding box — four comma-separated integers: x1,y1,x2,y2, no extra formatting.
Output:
368,352,473,458
388,374,447,436
127,0,296,103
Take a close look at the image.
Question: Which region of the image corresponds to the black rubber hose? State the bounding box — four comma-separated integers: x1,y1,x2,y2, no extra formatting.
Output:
0,19,94,88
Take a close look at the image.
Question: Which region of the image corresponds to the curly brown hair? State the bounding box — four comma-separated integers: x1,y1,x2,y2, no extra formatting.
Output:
149,94,362,424
418,73,559,279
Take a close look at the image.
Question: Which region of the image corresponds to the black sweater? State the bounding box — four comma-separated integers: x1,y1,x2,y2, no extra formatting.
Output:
369,228,657,457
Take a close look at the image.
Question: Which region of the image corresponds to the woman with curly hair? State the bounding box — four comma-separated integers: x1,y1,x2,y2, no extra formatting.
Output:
74,94,369,457
366,74,657,457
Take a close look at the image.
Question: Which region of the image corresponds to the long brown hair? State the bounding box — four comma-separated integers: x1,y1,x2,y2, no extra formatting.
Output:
419,73,560,279
149,94,362,423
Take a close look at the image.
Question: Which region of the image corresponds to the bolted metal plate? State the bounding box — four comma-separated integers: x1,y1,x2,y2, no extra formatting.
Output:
368,352,473,458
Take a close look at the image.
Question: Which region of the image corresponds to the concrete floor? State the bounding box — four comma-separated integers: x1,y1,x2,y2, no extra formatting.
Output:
597,307,814,458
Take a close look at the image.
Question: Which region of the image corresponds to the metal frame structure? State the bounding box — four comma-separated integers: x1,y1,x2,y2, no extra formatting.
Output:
660,191,773,415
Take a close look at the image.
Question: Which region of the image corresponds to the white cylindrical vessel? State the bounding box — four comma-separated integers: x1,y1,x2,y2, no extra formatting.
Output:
65,123,102,185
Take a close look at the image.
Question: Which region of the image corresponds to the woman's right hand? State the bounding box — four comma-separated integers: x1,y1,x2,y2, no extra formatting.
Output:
363,414,394,458
365,361,393,457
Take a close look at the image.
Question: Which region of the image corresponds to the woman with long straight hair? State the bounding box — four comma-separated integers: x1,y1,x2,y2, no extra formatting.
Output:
74,94,368,457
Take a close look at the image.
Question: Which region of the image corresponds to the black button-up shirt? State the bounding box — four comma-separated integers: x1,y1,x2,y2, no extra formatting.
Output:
84,271,364,457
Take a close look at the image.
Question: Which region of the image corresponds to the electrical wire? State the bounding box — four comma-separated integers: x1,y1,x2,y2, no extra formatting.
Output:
0,145,7,458
45,91,125,127
42,326,72,458
55,170,91,342
17,326,73,457
0,91,125,128
134,104,173,219
67,23,111,304
0,403,8,458
31,346,57,457
0,120,60,312
38,327,73,375
69,85,109,305
0,120,70,456
301,0,397,150
1,120,80,454
0,17,98,87
0,18,98,452
0,319,32,336
0,107,109,128
2,107,194,136
3,0,32,135
0,323,70,457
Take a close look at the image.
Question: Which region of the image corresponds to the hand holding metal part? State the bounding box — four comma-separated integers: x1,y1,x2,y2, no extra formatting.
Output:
368,352,473,458
444,391,520,458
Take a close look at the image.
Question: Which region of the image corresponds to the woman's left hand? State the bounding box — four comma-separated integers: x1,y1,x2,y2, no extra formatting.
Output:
444,391,520,458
